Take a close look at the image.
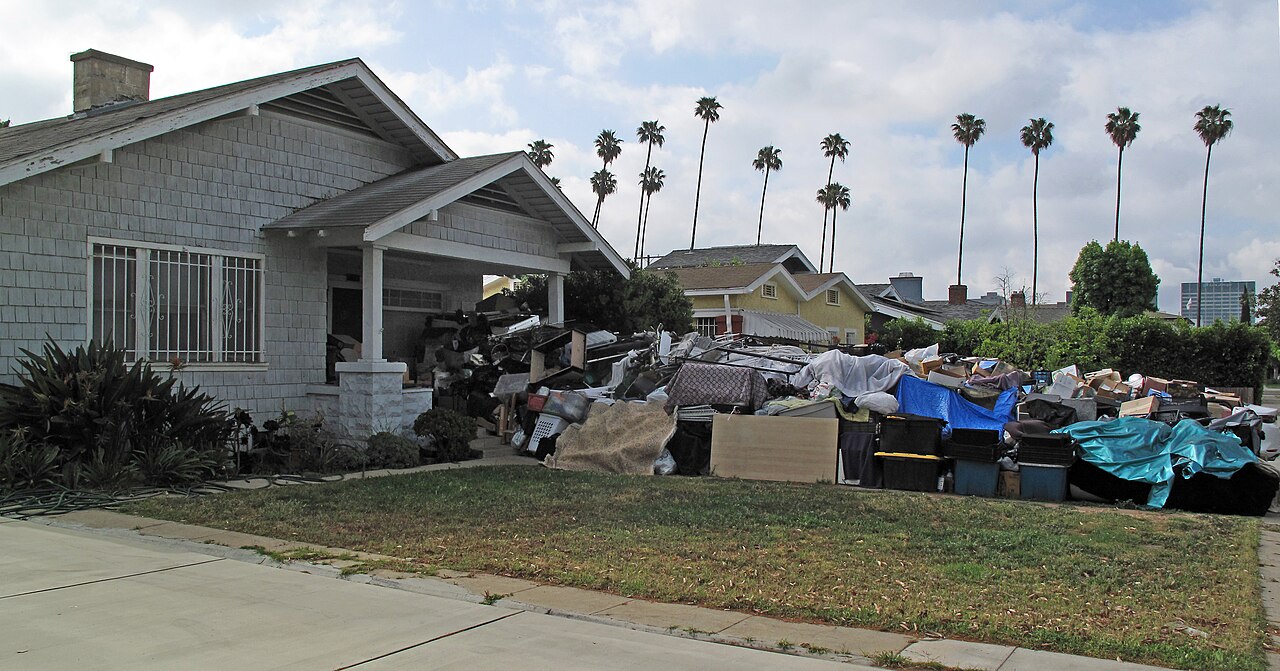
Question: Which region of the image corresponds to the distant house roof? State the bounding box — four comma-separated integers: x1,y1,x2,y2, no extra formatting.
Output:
0,58,455,188
919,299,1000,322
663,263,785,292
987,302,1071,324
648,244,816,273
856,283,897,299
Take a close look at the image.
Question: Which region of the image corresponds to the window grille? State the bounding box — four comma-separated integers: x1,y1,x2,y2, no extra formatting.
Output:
826,289,840,305
383,287,444,311
762,283,777,299
90,241,263,364
695,317,718,338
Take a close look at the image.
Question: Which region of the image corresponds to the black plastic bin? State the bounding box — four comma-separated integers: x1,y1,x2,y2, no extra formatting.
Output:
1018,433,1076,466
879,414,946,456
876,452,942,492
945,428,1002,462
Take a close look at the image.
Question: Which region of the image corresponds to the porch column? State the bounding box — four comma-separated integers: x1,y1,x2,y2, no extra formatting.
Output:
723,294,733,332
548,272,565,326
361,244,386,362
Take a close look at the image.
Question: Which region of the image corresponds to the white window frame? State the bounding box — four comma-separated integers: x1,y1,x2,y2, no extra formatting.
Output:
761,283,778,299
826,288,840,306
87,237,267,370
694,317,719,338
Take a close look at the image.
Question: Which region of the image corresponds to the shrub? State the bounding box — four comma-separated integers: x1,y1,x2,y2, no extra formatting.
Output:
414,408,477,462
0,430,60,489
878,318,938,351
236,409,341,475
0,340,231,490
366,432,420,469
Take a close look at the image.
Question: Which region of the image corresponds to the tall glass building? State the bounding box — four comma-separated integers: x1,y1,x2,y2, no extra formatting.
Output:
1180,278,1256,324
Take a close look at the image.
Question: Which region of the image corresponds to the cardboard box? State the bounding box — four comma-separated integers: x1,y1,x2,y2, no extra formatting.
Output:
928,371,964,389
1120,396,1161,417
1166,379,1201,398
710,415,838,483
1143,376,1169,395
921,358,944,376
996,471,1021,498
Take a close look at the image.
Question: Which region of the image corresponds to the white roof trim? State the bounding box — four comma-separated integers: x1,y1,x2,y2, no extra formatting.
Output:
798,274,872,312
867,297,945,329
0,60,453,189
744,265,807,298
516,153,629,278
774,247,818,273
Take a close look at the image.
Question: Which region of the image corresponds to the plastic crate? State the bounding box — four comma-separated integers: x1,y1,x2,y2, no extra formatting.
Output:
1018,433,1075,466
1020,463,1069,501
1021,434,1072,449
954,460,999,497
950,428,1000,446
879,415,945,456
945,443,1002,462
875,452,942,492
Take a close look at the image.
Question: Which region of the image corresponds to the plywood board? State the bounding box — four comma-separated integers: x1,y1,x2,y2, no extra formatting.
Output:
710,414,838,483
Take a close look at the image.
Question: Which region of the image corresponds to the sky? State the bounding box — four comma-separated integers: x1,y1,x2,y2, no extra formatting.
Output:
2,0,1278,312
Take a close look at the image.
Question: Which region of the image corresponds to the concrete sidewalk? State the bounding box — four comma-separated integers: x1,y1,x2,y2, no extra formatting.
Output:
2,510,1184,671
0,519,864,670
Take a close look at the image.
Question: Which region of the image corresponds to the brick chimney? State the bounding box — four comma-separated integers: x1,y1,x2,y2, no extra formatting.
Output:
71,49,153,114
947,284,967,306
1010,291,1026,308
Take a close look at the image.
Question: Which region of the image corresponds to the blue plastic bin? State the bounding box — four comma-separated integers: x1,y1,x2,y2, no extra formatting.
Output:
953,460,999,497
1019,463,1069,501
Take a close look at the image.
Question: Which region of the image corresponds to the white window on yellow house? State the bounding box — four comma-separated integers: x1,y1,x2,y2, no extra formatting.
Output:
845,329,859,344
826,288,840,305
761,283,778,299
695,317,718,338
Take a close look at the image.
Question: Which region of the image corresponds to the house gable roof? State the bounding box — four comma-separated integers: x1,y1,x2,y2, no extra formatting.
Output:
793,272,873,312
664,263,784,293
647,244,817,273
265,151,629,275
0,58,456,188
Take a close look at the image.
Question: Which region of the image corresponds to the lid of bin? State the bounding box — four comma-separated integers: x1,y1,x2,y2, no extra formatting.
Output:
1018,462,1071,469
874,452,945,461
883,413,947,425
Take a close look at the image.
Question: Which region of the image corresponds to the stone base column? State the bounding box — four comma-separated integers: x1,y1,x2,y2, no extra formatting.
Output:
335,361,407,438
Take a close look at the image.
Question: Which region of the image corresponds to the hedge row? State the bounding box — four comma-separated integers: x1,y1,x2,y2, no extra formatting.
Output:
880,309,1273,393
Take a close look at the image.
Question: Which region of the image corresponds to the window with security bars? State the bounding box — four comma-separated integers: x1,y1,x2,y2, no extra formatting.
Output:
695,317,718,338
90,241,264,364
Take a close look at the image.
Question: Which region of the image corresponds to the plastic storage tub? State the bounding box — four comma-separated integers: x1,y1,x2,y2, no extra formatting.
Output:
1020,463,1069,501
879,415,945,456
953,459,999,497
1019,434,1075,466
876,452,942,492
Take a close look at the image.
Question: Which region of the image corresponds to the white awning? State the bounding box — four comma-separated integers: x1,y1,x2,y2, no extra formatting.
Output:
739,310,831,343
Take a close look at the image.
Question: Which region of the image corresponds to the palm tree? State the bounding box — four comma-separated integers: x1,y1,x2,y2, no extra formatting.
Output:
589,169,617,229
1019,117,1054,305
1193,104,1234,326
591,131,622,227
752,146,783,246
816,183,851,273
527,139,554,170
950,114,986,286
1105,107,1141,242
818,133,850,269
633,120,666,258
637,166,665,260
690,96,723,249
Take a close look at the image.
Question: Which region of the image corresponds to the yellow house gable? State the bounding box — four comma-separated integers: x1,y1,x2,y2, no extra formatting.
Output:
797,282,867,344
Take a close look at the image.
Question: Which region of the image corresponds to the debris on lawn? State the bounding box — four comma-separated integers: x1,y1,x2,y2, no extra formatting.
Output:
410,301,1278,517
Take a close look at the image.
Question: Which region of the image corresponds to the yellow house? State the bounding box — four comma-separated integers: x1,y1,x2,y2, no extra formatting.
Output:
651,245,871,344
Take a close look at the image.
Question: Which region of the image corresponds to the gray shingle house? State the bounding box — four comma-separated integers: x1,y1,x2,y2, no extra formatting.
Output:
0,49,626,436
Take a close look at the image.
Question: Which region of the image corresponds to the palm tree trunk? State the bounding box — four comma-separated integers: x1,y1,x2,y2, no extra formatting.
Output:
820,158,835,269
1032,153,1039,306
829,207,838,273
1197,144,1213,326
1113,146,1124,243
640,192,652,259
691,120,710,249
635,142,653,258
593,197,603,229
756,167,770,246
957,145,969,286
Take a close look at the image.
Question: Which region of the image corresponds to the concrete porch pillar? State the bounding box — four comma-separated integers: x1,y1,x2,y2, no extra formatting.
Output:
334,244,404,439
548,272,565,326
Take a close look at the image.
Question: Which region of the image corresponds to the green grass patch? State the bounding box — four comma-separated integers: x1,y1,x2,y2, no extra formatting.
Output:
125,466,1267,670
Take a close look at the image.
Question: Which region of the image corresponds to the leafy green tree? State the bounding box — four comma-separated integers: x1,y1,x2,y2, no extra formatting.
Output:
1105,107,1141,242
1020,117,1054,305
816,182,851,273
589,169,616,229
879,317,938,351
752,145,782,246
637,166,665,260
633,121,665,258
951,113,986,286
818,133,850,269
1258,259,1280,342
510,266,693,334
690,96,723,249
1193,104,1233,326
1068,240,1159,317
0,119,9,128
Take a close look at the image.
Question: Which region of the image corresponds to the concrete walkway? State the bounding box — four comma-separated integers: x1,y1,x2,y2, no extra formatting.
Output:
2,508,1179,671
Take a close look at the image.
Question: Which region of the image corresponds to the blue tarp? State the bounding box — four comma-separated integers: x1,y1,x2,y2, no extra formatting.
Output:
894,375,1018,439
1055,417,1257,509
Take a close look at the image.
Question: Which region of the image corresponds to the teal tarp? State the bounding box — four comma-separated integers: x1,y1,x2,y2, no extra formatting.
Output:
1054,417,1256,509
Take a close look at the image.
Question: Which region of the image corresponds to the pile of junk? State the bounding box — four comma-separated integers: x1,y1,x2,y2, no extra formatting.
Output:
451,315,1279,516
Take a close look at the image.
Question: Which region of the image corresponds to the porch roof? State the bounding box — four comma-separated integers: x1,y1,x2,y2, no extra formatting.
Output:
264,151,628,276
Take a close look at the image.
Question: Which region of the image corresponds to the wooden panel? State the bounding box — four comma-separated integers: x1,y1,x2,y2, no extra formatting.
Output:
710,415,838,483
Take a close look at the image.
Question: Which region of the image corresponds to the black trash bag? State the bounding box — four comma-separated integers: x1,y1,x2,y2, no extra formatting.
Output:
665,421,713,476
1165,462,1279,516
1020,398,1078,430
